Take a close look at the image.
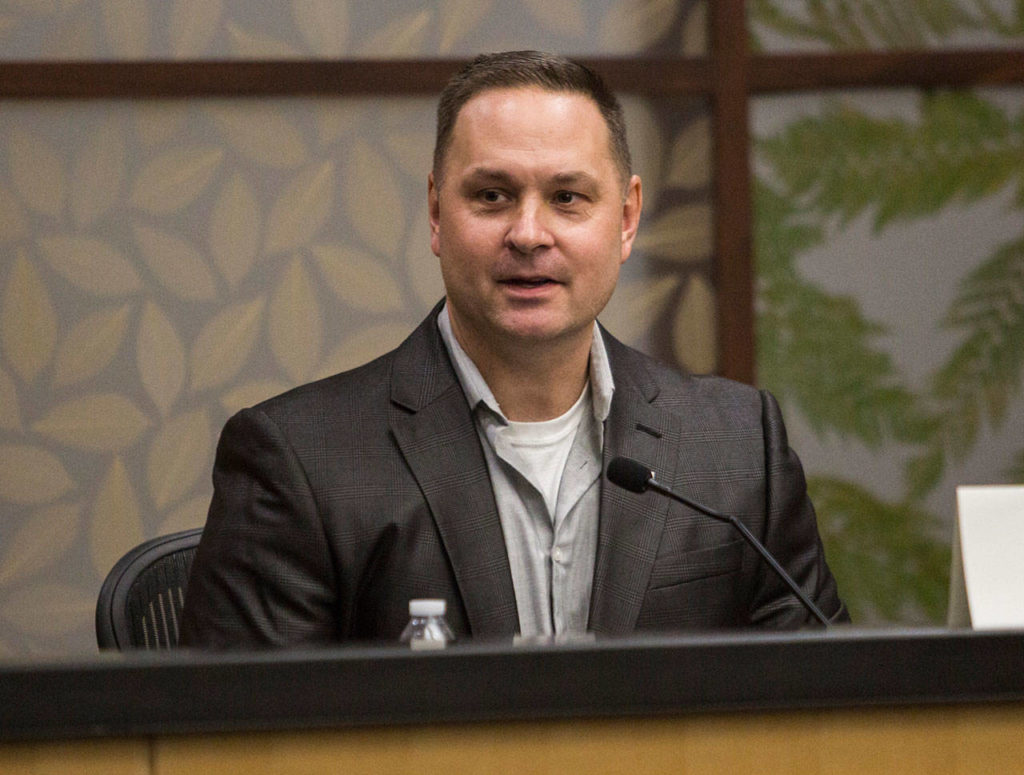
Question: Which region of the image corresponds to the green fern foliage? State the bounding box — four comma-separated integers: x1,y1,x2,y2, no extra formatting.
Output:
749,0,1022,49
1006,450,1024,481
756,88,1024,623
907,235,1024,496
973,0,1024,34
809,476,950,621
756,182,928,447
939,235,1024,426
759,92,1019,230
756,180,944,621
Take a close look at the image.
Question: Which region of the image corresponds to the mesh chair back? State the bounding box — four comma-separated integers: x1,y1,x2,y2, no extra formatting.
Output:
95,528,203,650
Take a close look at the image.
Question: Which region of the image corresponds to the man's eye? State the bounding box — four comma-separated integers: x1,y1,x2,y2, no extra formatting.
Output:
554,191,579,205
479,190,504,203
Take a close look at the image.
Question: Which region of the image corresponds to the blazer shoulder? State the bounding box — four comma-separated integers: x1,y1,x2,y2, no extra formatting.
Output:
234,302,455,427
247,347,397,424
602,329,764,415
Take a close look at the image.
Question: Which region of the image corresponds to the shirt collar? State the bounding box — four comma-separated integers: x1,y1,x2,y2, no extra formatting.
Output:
437,301,614,424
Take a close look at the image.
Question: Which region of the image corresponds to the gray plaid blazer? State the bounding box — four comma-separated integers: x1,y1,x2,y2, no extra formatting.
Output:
179,303,846,648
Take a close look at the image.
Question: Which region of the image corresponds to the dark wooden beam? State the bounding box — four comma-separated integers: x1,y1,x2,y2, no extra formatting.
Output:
0,58,713,99
0,60,461,98
5,50,1019,99
582,57,713,93
751,49,1024,92
710,0,756,384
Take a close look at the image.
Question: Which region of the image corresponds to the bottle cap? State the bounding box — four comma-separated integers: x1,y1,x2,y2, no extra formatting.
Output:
409,598,446,617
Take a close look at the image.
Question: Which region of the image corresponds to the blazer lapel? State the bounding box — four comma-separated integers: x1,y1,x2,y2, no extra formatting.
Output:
388,310,518,637
589,336,681,635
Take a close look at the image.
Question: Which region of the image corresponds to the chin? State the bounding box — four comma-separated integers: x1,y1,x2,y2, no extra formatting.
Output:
497,316,581,345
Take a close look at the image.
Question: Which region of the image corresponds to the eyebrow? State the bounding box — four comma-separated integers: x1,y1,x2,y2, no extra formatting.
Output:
461,167,601,189
461,168,516,187
551,171,600,189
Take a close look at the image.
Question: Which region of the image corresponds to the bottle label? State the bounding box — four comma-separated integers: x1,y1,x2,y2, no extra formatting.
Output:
409,638,446,651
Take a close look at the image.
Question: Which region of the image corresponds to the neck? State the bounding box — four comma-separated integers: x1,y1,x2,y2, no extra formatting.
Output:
452,323,593,422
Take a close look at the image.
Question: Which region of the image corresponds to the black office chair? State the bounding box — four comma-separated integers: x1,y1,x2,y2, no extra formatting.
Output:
95,527,203,650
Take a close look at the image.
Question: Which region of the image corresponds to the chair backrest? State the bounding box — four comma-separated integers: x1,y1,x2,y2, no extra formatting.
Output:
95,528,203,650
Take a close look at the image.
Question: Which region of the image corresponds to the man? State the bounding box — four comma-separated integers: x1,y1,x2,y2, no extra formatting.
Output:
179,51,846,648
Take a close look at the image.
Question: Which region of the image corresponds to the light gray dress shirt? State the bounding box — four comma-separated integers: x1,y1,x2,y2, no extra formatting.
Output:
437,304,614,637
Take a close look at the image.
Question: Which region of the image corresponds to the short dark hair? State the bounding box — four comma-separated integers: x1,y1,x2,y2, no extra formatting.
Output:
433,50,632,186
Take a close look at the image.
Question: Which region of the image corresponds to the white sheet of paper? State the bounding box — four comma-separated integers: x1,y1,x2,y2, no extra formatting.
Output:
948,485,1024,629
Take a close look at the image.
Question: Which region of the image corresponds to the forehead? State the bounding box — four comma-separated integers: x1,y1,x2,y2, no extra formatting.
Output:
456,84,600,117
446,86,616,173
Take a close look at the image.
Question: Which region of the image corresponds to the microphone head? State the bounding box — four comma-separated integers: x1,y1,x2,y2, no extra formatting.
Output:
606,457,654,494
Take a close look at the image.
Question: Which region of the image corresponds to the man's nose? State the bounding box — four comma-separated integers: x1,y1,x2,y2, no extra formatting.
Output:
505,201,554,255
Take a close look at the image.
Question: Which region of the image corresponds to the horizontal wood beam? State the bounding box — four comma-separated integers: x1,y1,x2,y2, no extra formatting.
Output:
0,60,462,98
0,58,712,99
2,50,1021,99
750,49,1024,92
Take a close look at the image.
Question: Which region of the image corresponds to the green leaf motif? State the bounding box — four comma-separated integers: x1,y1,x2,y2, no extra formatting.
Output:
755,86,1024,624
904,235,1024,487
749,0,1011,50
810,476,949,623
755,183,927,448
760,93,1018,231
1006,449,1024,481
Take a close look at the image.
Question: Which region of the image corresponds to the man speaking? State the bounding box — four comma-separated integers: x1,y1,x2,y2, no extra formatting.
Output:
180,50,846,647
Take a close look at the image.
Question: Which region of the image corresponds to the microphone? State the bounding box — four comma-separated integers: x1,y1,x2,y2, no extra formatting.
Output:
606,456,830,628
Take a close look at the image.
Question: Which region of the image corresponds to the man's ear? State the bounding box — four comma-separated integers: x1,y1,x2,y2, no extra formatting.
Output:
620,174,643,263
428,172,442,258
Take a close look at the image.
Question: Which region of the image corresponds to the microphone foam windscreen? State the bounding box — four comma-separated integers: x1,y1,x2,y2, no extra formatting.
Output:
606,457,652,493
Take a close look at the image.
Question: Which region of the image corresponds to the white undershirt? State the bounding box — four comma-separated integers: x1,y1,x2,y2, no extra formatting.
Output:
437,302,614,636
502,383,591,519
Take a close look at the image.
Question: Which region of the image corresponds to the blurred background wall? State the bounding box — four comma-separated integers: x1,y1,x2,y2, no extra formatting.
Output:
0,0,1021,654
750,4,1024,623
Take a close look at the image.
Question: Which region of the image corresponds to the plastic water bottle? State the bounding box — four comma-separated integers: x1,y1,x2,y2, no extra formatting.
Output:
400,599,454,650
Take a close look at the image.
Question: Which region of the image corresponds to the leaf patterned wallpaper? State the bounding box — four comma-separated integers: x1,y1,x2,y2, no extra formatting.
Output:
750,0,1024,50
0,0,707,59
0,2,712,654
751,2,1024,623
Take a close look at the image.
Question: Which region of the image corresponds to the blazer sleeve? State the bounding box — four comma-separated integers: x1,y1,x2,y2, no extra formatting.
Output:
178,407,337,648
748,390,849,627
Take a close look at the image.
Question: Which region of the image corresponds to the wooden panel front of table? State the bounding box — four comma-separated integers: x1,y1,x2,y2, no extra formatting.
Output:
3,629,1022,775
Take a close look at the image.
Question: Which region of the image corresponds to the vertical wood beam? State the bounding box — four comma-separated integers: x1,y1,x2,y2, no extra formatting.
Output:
709,0,756,384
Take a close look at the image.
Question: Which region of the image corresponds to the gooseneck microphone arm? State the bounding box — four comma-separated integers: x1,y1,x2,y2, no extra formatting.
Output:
606,457,831,628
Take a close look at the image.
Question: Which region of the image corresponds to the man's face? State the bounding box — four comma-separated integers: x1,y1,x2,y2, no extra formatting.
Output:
428,86,642,358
